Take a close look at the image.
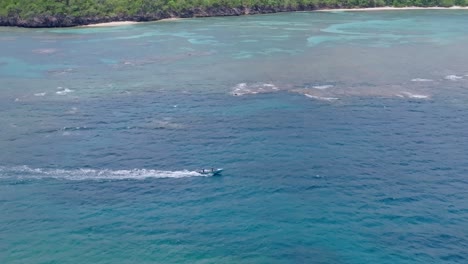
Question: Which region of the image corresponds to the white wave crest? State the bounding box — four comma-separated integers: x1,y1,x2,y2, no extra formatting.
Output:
56,87,74,95
397,92,430,99
230,82,279,96
0,166,207,181
312,85,334,90
411,78,433,82
444,75,463,81
304,94,339,101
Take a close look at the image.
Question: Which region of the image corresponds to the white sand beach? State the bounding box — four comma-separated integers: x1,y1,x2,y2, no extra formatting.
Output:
80,7,468,27
318,6,468,12
158,17,182,22
84,21,140,27
83,18,181,27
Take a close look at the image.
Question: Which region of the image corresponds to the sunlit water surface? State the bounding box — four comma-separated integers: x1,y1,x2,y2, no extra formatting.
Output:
1,10,468,263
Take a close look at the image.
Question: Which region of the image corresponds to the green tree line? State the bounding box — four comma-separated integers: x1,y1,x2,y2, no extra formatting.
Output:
1,0,467,20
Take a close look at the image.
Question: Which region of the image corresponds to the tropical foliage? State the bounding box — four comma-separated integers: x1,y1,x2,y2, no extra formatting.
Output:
1,0,467,19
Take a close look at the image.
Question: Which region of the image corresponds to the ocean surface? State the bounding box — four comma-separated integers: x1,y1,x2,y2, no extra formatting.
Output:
1,10,468,263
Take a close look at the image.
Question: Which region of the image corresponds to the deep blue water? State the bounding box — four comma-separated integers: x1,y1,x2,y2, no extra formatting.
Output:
1,10,468,263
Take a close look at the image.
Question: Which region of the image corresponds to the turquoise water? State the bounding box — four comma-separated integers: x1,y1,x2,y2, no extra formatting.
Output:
2,10,468,263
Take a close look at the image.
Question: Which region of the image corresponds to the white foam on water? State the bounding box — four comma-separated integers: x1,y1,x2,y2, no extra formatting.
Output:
34,92,47,97
312,85,334,90
398,92,430,99
230,82,279,96
0,166,208,181
304,94,339,101
444,75,463,81
230,83,247,96
56,87,74,95
411,78,433,82
408,94,429,99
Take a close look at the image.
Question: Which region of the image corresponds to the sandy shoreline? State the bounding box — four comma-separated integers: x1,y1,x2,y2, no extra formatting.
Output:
158,17,182,22
84,21,140,27
317,6,468,12
84,18,181,27
81,6,468,27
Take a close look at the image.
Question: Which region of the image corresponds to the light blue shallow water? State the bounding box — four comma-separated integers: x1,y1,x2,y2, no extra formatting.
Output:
1,10,468,263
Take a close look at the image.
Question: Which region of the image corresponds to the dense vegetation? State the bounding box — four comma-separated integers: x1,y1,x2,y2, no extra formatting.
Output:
1,0,467,27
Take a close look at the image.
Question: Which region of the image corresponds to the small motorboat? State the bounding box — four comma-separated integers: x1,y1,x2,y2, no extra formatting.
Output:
198,168,223,176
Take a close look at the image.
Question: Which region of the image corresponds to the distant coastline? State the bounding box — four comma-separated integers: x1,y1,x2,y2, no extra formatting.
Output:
317,6,468,12
1,5,468,28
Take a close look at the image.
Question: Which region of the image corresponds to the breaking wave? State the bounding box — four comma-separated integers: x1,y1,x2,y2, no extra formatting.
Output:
230,82,279,96
411,78,433,82
56,87,74,95
0,166,208,181
312,85,334,90
304,94,339,101
397,92,430,99
444,75,463,81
